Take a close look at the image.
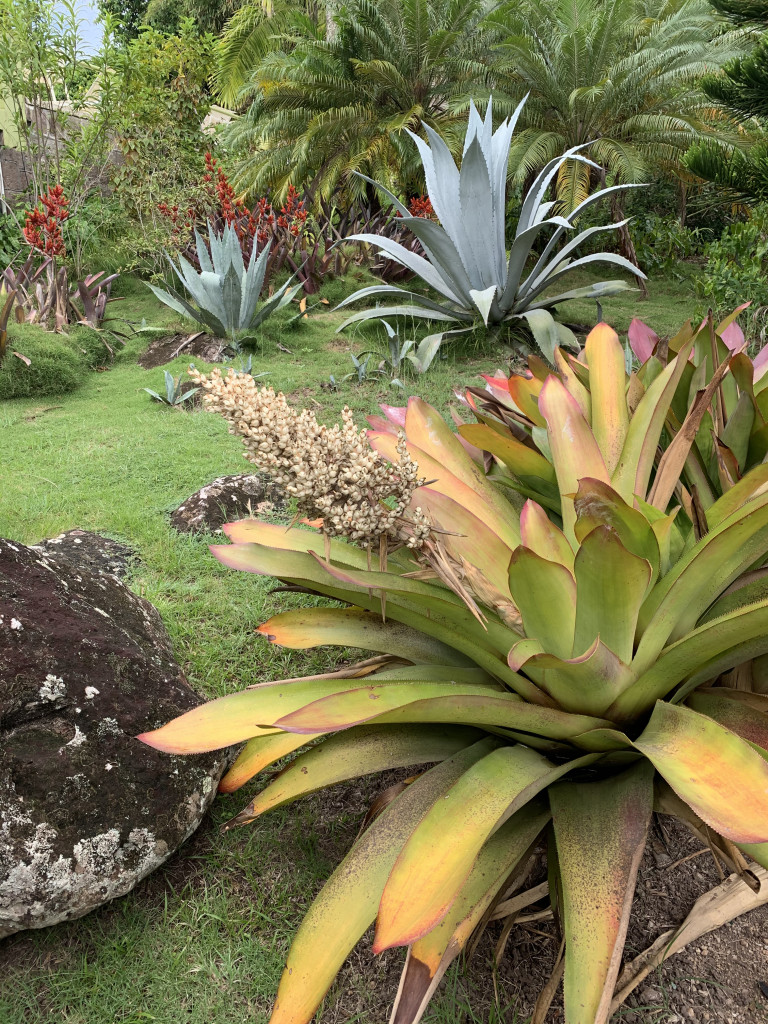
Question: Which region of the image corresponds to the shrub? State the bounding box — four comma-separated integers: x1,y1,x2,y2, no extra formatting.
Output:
0,329,89,399
140,316,768,1024
696,205,768,315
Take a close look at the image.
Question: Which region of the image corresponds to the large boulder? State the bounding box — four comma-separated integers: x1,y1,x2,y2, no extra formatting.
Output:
0,537,227,939
170,473,284,534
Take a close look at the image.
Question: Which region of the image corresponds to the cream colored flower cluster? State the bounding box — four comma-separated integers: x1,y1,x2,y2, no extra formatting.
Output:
190,367,431,547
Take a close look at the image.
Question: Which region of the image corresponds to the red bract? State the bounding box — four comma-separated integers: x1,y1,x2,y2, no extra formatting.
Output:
24,185,69,257
407,195,435,219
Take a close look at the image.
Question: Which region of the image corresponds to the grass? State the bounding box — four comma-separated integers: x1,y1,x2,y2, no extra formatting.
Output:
0,266,696,1024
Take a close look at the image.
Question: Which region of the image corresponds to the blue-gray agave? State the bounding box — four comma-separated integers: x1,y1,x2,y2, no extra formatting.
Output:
336,98,645,363
148,222,301,341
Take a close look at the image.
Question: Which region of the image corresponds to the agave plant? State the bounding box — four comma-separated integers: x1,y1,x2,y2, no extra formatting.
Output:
141,370,201,408
147,222,302,343
139,325,768,1023
335,99,644,360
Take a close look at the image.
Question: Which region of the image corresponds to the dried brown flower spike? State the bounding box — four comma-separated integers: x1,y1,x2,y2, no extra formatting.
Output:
189,367,431,549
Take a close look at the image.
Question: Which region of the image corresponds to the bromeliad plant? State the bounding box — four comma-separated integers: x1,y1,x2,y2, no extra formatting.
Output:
147,221,302,346
335,99,644,360
139,327,768,1024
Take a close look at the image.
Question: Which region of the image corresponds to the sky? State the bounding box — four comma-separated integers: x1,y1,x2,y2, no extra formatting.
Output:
79,4,104,54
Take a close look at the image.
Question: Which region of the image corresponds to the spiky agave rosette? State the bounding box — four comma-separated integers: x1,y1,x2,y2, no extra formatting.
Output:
139,322,768,1024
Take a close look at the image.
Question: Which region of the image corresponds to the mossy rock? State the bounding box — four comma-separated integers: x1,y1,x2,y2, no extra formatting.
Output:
0,330,91,400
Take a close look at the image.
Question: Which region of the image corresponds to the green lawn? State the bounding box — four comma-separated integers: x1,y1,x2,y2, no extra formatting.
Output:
0,268,696,1024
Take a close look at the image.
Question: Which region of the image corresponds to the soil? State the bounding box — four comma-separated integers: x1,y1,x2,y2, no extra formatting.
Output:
137,333,227,369
1,769,767,1023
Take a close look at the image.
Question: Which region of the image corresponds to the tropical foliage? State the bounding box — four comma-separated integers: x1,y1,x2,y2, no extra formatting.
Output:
685,0,768,202
147,221,301,341
216,0,492,201
139,311,768,1024
486,0,746,211
336,101,642,362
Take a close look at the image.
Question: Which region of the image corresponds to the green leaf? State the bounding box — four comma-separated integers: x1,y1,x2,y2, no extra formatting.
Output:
274,687,612,741
269,738,498,1024
508,547,576,660
257,607,474,665
573,525,651,663
633,701,768,843
551,762,654,1024
374,746,594,950
391,800,550,1024
227,725,481,827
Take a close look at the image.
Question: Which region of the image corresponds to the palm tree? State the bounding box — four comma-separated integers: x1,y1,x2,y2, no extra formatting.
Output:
486,0,747,212
685,0,768,202
216,0,492,202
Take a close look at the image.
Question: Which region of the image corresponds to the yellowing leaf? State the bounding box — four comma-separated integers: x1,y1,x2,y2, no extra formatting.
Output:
634,702,768,843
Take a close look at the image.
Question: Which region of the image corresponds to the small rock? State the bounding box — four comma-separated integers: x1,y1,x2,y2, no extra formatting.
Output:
34,529,136,580
170,473,285,534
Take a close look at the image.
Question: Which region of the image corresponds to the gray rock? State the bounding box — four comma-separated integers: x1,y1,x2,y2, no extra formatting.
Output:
34,529,136,580
169,473,284,534
0,537,227,939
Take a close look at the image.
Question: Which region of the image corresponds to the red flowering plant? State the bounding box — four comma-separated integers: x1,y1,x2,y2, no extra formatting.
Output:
23,185,69,257
158,153,311,295
8,184,121,337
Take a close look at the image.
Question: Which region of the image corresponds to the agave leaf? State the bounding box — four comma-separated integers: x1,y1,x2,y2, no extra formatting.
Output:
336,284,473,321
524,253,645,309
338,305,462,333
633,701,768,843
551,762,654,1024
459,136,496,289
251,278,303,329
274,688,612,741
218,732,320,794
526,280,635,311
227,725,481,827
518,146,595,231
518,221,632,304
347,237,467,305
391,799,549,1024
193,228,213,274
573,525,651,664
517,308,560,363
500,218,572,311
508,547,576,660
374,746,597,951
469,285,498,326
256,607,474,665
145,282,204,327
268,738,497,1024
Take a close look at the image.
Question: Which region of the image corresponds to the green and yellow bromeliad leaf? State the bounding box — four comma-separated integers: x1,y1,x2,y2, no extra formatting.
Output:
139,312,768,1024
